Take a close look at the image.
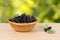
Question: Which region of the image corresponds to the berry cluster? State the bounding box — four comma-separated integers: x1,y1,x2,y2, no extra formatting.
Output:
9,14,36,23
44,26,51,32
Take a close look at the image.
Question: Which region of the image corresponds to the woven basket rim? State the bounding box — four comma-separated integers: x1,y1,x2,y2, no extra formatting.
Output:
8,19,37,25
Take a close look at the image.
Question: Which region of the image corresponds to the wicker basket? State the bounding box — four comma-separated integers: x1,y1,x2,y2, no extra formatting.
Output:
8,20,37,32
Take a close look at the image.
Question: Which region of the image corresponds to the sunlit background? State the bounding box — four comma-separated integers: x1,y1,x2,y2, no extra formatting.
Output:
0,0,60,23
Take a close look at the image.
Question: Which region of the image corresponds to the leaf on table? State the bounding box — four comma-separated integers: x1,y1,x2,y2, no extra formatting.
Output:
47,29,56,34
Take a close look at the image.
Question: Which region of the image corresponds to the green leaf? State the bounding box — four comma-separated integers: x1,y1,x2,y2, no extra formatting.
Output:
47,29,56,34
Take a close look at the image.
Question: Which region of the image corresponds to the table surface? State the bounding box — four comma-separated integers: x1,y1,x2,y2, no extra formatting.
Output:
0,23,60,40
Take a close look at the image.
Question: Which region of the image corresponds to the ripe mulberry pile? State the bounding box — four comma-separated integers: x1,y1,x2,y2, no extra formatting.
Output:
9,14,36,23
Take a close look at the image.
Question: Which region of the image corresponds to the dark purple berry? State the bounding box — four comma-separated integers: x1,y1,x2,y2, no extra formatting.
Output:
21,14,27,18
31,16,36,22
47,26,52,30
44,28,47,32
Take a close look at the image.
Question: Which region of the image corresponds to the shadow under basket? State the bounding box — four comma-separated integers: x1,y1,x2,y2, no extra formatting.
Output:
8,20,37,32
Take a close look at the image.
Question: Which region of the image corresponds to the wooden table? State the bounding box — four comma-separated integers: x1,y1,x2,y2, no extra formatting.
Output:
0,23,60,40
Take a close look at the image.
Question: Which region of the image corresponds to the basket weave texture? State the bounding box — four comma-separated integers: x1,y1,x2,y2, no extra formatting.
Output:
8,20,37,32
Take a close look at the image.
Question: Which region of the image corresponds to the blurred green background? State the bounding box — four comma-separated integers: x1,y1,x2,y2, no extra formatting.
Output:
0,0,60,23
